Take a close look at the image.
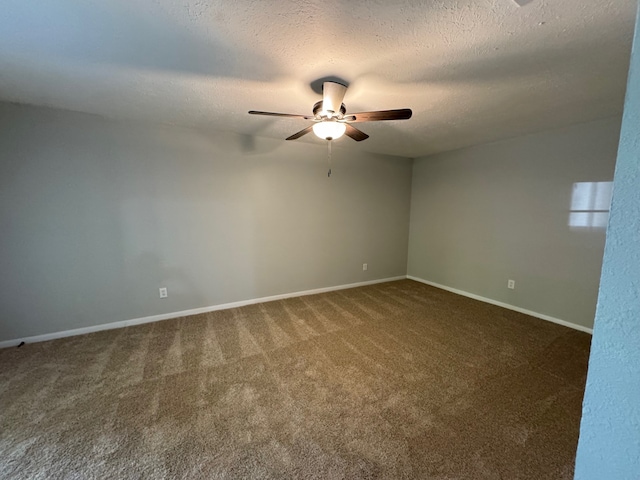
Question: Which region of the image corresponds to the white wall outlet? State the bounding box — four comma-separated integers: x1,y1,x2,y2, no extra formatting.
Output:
363,263,368,271
159,287,168,298
507,279,515,290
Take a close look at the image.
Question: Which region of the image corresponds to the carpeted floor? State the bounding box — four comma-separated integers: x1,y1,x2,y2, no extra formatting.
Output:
0,279,591,479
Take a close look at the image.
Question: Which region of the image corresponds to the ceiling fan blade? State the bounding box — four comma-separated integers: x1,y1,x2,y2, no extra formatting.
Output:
323,82,347,115
285,125,314,141
345,109,412,122
248,111,313,119
344,124,369,142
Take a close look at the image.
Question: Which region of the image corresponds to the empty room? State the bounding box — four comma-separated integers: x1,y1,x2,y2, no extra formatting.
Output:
2,1,639,479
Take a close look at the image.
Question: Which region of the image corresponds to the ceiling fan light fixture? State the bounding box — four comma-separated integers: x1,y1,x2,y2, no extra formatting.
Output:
313,121,346,140
248,81,411,143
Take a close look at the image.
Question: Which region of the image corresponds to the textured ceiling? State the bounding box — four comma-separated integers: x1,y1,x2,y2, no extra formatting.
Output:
0,0,636,158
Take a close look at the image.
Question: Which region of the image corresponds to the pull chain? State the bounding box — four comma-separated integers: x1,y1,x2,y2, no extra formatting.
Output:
327,139,332,177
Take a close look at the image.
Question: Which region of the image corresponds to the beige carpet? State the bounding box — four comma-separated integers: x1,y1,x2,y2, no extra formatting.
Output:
0,280,590,479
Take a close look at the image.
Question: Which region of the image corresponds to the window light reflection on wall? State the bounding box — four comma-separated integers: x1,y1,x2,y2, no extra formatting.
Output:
569,181,613,229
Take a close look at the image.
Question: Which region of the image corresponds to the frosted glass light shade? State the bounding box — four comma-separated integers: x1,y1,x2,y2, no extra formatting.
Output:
313,121,346,140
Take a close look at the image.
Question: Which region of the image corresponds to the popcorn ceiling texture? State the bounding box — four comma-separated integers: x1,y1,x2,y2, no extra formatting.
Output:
574,6,640,478
0,0,635,158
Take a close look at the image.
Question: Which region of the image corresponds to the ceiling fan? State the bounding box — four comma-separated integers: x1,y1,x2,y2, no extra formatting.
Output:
248,81,412,142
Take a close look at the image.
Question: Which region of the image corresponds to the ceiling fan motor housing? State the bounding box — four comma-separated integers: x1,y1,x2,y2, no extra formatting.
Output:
313,101,346,119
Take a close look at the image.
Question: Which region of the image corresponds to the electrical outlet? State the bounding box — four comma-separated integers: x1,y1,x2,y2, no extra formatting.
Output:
363,263,368,271
507,279,515,290
159,287,168,298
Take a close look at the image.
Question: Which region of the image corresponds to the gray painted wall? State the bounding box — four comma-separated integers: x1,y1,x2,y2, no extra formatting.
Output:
408,117,621,329
0,103,412,342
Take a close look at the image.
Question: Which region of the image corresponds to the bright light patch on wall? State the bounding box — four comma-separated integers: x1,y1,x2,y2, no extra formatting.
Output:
569,182,613,229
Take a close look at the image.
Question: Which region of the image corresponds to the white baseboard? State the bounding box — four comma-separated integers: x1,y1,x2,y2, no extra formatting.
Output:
406,275,593,334
0,276,406,349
